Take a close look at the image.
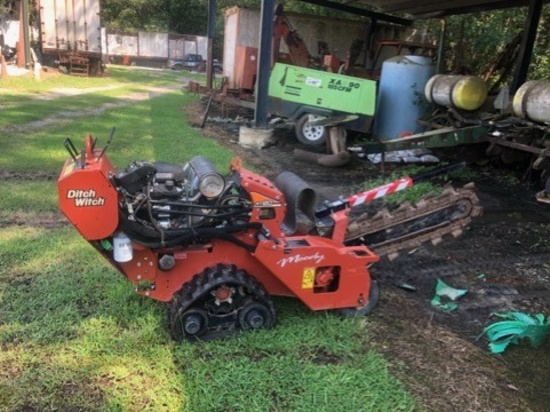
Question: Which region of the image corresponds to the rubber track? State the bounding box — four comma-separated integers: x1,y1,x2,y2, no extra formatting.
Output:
169,263,276,341
345,183,483,259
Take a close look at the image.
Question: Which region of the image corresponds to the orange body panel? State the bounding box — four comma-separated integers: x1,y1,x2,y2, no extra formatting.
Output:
120,240,293,302
58,152,119,240
237,166,287,238
116,235,378,310
254,236,378,310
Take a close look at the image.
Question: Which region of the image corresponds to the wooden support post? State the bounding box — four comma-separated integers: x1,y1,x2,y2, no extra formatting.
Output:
0,54,8,80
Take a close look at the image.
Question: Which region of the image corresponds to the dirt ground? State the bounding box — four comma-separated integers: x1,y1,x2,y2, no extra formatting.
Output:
190,98,550,412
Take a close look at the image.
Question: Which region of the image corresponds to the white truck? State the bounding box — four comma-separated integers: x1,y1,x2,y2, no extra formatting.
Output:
38,0,102,75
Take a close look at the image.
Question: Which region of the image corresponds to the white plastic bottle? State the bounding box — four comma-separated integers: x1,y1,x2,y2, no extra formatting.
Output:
113,232,133,262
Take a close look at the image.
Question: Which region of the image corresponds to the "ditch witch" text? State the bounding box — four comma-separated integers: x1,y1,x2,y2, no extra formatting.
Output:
66,189,105,207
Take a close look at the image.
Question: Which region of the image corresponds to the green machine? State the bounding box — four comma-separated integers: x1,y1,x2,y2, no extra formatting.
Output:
267,63,489,153
268,63,377,145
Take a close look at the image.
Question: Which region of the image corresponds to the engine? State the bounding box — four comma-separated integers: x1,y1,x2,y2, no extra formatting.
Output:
114,156,254,248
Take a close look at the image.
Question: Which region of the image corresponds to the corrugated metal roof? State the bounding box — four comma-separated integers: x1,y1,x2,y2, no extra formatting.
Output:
346,0,544,18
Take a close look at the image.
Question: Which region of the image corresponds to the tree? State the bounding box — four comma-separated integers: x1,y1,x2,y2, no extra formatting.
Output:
0,0,17,17
101,0,169,32
440,5,550,86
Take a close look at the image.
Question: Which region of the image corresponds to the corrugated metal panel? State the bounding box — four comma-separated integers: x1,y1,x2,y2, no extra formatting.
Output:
106,33,138,56
224,9,239,87
40,0,101,53
101,27,107,55
40,0,57,50
74,0,86,49
237,8,261,48
139,32,168,58
56,0,69,50
184,40,198,55
169,39,185,59
1,20,20,48
85,0,101,52
196,37,208,58
54,0,72,50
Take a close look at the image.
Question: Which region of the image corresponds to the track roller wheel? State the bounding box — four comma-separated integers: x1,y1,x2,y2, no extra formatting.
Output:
337,279,380,317
239,301,274,330
169,264,276,342
178,308,209,337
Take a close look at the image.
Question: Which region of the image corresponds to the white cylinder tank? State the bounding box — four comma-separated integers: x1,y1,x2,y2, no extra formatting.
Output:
513,81,550,123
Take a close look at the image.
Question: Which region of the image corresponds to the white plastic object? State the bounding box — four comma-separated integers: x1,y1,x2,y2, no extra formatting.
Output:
113,232,133,262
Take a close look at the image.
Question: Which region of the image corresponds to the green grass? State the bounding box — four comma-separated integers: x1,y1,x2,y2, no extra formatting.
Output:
0,181,58,213
0,92,231,173
354,162,491,207
0,65,191,93
355,165,442,206
0,227,417,412
0,67,419,412
0,66,201,129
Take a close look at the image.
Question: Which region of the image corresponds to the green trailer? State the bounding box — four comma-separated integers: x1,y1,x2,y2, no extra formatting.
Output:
268,63,377,145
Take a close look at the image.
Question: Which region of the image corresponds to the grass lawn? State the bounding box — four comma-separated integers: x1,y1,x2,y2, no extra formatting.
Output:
0,66,419,411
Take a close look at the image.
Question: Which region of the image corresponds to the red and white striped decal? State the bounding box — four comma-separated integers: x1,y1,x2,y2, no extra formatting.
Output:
348,177,413,207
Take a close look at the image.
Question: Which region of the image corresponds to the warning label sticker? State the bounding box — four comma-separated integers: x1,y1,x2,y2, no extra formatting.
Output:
302,268,315,289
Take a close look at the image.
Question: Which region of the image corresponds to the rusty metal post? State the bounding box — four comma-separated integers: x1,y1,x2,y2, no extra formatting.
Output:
206,0,216,89
22,0,31,68
436,18,446,74
17,0,31,68
1,54,8,80
16,1,25,67
254,0,275,128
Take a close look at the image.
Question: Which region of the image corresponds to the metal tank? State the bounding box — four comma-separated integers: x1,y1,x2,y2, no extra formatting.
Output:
373,55,435,141
513,81,550,123
424,75,488,111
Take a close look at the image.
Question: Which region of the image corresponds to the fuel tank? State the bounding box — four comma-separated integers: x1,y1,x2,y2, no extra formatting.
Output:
513,80,550,123
374,55,435,140
425,74,487,111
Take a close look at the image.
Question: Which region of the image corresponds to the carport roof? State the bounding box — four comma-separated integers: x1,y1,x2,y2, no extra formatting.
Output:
336,0,547,18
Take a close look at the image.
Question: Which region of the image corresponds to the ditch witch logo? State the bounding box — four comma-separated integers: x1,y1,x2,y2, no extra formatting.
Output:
66,189,105,207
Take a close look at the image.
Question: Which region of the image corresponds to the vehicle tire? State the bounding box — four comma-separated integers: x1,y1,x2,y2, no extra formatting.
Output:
172,63,183,71
337,279,380,317
295,113,328,146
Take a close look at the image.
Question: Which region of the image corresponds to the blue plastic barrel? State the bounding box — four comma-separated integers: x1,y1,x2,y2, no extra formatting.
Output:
373,56,435,141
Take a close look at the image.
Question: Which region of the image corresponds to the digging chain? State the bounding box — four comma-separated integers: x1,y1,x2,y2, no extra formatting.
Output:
345,183,483,259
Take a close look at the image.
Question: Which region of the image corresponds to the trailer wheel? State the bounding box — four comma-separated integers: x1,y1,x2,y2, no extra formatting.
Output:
295,113,328,146
337,279,380,317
